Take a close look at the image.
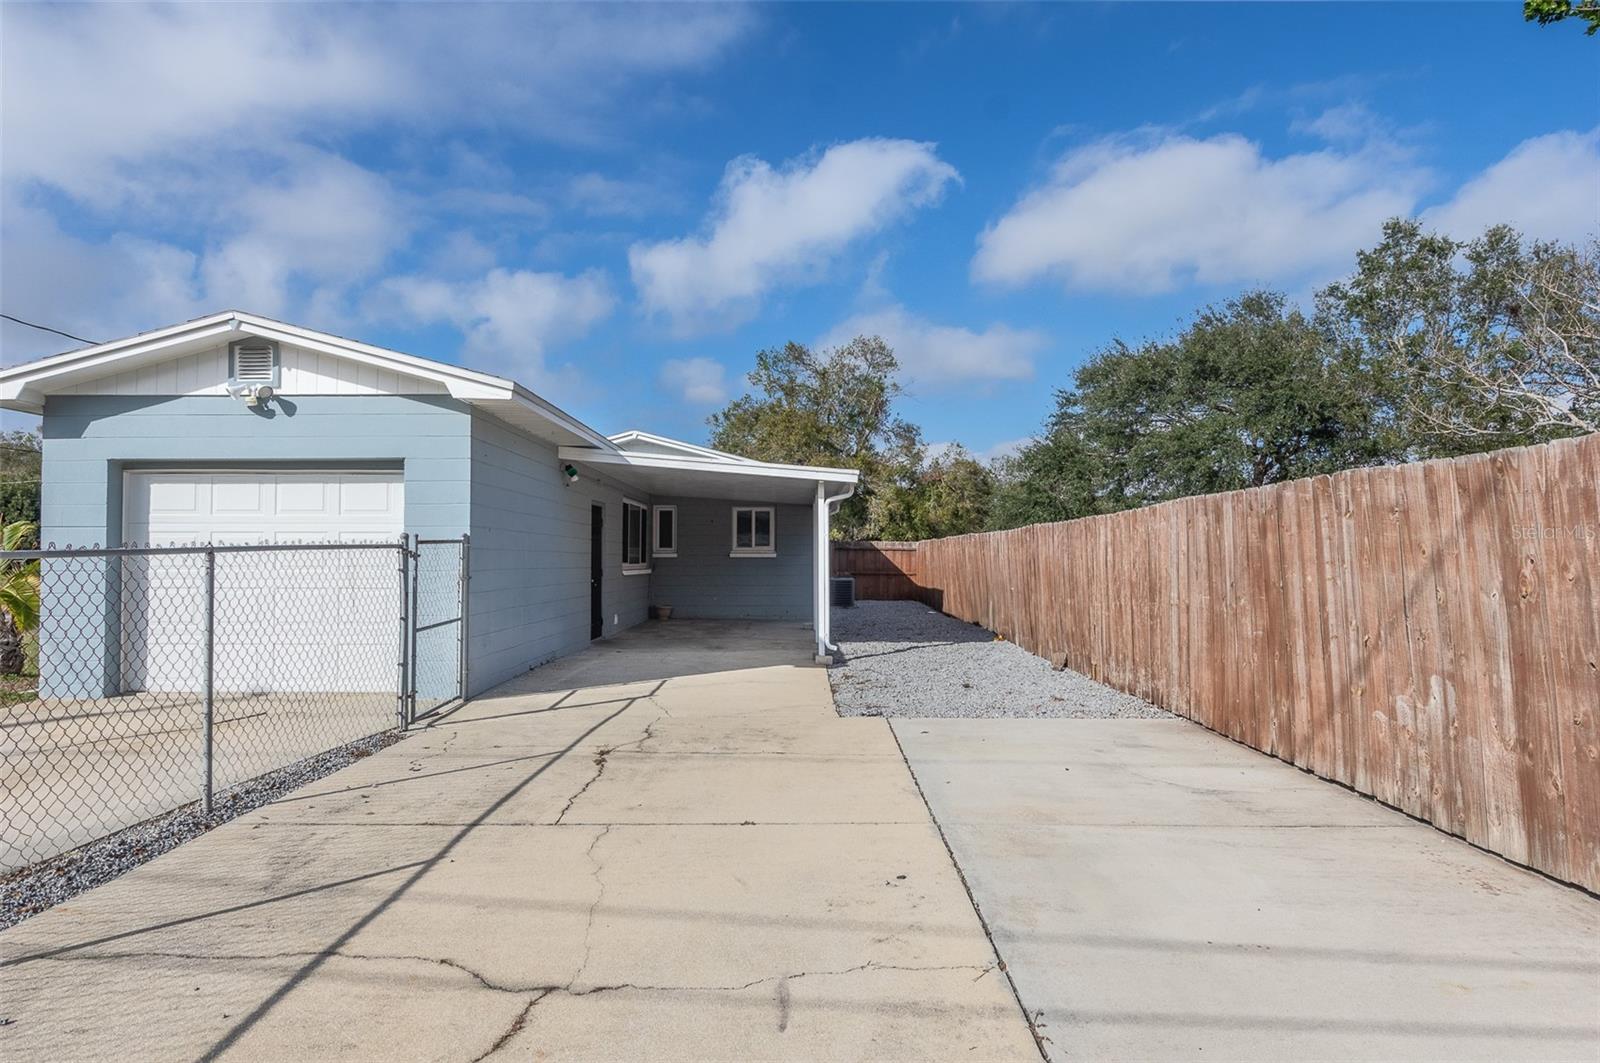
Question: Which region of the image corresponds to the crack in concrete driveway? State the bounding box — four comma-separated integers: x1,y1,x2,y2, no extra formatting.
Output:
1,621,1039,1062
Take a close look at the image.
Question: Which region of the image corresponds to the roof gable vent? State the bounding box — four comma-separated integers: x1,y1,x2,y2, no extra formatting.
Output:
229,339,279,388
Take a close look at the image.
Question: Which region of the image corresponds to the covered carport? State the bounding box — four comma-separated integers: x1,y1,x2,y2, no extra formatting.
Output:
558,432,858,661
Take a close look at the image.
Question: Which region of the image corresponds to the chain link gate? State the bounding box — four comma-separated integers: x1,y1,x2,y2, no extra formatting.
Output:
406,535,470,724
1,534,470,872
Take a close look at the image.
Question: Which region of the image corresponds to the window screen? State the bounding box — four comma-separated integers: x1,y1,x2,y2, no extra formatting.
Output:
623,501,648,566
653,506,676,554
731,507,774,554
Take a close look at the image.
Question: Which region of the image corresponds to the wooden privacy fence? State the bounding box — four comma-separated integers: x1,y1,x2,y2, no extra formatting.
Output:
843,434,1600,892
832,541,922,600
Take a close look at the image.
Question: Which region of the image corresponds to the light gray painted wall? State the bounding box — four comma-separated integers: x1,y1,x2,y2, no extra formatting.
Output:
34,394,800,701
648,497,814,621
40,394,472,547
467,411,649,694
38,394,474,697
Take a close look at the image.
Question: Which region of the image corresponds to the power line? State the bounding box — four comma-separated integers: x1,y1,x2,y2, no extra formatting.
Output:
0,313,97,346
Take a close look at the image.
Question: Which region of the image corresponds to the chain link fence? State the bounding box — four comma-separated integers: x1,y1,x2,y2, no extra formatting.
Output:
1,536,467,871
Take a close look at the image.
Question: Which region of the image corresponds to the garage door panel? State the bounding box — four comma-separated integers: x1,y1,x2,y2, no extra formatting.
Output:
275,478,334,516
210,478,270,516
339,477,395,515
122,471,403,694
140,480,201,520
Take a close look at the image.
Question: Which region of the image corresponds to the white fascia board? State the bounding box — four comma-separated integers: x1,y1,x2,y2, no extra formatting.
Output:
0,309,508,403
510,385,618,451
238,320,615,449
0,310,238,380
232,316,513,398
607,430,740,462
0,310,621,451
0,317,242,409
559,445,859,484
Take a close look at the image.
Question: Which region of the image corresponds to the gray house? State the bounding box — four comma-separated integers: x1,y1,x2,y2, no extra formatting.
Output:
0,311,858,696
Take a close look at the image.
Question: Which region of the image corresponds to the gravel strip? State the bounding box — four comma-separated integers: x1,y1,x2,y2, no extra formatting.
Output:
829,600,1168,719
0,729,407,930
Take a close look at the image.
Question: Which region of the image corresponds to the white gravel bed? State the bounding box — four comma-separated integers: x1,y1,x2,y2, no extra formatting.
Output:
829,600,1169,719
0,729,407,929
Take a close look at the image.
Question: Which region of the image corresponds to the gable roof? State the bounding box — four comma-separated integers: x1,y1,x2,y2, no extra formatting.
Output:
0,310,616,450
567,432,858,503
0,310,861,494
607,430,749,463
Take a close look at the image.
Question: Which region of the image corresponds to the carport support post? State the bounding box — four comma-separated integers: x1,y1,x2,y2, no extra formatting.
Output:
201,545,214,817
813,481,831,662
812,479,854,662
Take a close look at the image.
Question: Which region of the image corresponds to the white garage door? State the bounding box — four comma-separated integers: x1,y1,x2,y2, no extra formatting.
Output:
121,471,404,693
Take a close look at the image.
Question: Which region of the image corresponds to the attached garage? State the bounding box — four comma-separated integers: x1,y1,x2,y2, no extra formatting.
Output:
1,310,858,702
119,470,405,694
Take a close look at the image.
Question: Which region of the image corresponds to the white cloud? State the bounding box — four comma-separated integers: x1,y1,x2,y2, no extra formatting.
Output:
1290,102,1388,145
973,132,1425,294
923,437,1032,465
376,268,615,394
0,3,750,360
200,151,411,317
821,304,1042,387
659,357,730,405
0,194,205,362
568,173,670,218
630,139,960,332
0,4,753,197
1421,129,1600,243
979,437,1034,463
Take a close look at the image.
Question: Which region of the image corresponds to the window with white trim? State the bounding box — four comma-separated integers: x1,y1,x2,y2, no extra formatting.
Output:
622,499,650,571
730,506,775,556
652,505,677,557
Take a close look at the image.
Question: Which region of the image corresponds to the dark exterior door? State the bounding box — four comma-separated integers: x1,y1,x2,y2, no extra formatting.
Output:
590,504,604,639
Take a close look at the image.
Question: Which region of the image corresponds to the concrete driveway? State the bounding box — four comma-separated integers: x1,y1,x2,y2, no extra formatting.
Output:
1,622,1038,1062
894,718,1600,1061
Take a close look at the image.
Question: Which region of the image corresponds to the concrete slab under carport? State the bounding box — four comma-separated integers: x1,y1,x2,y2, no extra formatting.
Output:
1,621,1038,1062
893,717,1600,1062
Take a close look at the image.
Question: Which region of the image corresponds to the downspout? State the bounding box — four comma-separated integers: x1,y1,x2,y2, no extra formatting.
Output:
814,479,855,661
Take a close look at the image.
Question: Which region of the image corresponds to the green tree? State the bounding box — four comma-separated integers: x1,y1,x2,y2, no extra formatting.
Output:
869,444,995,540
1317,220,1597,453
1525,0,1600,34
0,430,41,529
987,420,1103,530
1068,291,1379,507
709,336,923,539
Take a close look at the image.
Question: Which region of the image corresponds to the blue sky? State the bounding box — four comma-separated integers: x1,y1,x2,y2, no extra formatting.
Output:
2,3,1596,456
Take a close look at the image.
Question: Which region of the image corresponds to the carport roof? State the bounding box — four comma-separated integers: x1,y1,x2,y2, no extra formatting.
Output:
560,435,858,504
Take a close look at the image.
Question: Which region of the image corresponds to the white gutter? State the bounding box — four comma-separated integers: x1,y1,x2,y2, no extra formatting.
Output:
560,445,860,484
813,479,856,661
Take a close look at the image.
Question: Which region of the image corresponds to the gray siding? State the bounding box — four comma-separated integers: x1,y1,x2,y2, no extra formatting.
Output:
648,497,814,621
466,411,648,694
36,394,808,701
38,394,474,697
40,394,472,546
